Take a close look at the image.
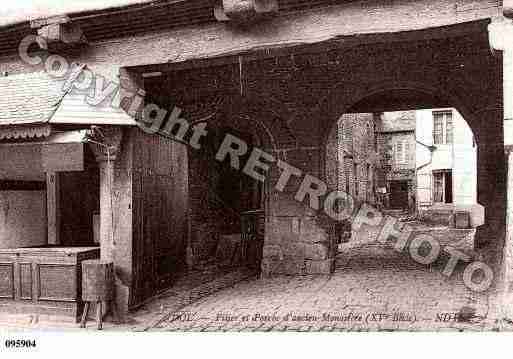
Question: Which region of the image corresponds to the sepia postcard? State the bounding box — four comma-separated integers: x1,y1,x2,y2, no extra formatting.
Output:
1,0,513,355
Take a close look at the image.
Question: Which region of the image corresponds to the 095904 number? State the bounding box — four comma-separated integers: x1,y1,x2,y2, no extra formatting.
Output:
5,339,36,349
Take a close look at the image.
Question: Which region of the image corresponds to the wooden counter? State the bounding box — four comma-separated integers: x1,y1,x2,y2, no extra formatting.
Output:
0,246,100,321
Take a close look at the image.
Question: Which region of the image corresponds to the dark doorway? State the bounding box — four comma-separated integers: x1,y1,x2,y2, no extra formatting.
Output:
59,146,100,247
390,180,409,209
445,171,453,204
212,127,263,234
433,170,453,204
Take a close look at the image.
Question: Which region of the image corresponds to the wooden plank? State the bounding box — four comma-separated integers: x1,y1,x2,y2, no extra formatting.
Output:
19,263,33,300
0,263,14,299
0,248,99,320
42,143,84,172
46,172,60,246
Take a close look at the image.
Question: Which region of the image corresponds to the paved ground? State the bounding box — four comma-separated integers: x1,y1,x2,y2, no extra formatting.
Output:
151,227,500,332
1,224,506,332
0,265,258,331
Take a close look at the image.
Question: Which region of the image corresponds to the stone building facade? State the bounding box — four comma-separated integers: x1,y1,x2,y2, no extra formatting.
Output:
375,111,417,212
416,108,478,225
327,113,379,205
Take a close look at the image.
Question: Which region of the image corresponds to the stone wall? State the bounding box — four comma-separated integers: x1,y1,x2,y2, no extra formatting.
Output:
376,117,416,211
327,113,379,204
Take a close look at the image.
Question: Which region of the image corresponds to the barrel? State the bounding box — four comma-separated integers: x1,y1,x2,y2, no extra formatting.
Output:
82,260,114,302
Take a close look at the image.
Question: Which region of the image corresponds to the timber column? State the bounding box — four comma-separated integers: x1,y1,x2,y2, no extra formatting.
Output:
89,126,133,317
90,127,123,261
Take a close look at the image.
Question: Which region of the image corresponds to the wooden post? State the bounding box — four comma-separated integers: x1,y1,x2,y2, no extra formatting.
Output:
89,126,123,262
46,172,60,245
98,160,115,262
506,150,513,252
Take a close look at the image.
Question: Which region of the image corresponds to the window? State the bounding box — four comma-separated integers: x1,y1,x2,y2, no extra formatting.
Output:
353,163,358,197
395,141,403,164
366,164,372,202
366,122,373,153
433,111,453,144
394,140,410,165
345,164,350,195
374,124,378,152
433,170,453,204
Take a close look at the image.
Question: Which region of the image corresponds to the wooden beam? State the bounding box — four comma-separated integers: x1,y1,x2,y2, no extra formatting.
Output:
30,15,70,29
46,172,61,245
129,20,489,74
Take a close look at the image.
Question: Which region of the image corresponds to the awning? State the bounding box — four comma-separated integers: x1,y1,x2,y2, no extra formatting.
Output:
0,129,90,146
0,125,52,140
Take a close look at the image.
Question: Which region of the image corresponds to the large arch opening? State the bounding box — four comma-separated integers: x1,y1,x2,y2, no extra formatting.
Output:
323,86,495,268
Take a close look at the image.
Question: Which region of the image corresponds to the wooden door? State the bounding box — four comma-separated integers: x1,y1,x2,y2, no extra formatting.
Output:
390,181,409,209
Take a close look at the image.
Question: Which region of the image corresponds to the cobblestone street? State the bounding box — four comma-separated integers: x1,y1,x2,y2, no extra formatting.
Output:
151,229,497,332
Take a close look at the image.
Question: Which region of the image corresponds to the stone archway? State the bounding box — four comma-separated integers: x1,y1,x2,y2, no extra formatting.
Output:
317,81,505,262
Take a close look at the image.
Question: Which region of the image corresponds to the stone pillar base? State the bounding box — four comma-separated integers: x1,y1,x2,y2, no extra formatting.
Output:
261,257,335,277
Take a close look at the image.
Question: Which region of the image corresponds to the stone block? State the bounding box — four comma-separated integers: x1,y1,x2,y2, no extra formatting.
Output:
262,244,284,260
268,169,304,194
279,241,329,260
269,193,317,217
468,204,485,228
305,258,335,274
304,243,329,260
261,247,332,276
300,231,330,244
215,234,241,263
285,148,321,172
261,256,306,276
300,217,325,234
454,211,470,229
279,257,307,275
350,225,382,247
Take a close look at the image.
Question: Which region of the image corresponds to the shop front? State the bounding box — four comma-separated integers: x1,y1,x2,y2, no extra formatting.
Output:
0,70,135,321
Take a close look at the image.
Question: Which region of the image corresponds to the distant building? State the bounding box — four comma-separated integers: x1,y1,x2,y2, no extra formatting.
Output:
327,113,379,205
416,108,477,221
375,111,417,212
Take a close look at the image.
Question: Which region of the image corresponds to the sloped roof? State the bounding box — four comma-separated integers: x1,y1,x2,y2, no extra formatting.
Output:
0,71,66,125
380,111,416,133
50,87,137,126
0,68,136,128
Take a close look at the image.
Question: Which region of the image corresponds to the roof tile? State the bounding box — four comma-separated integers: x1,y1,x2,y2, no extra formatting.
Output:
0,71,67,125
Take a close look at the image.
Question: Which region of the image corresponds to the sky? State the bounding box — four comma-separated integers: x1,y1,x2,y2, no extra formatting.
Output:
0,0,150,26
